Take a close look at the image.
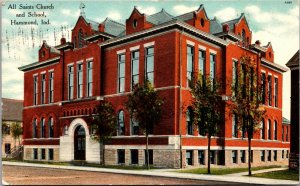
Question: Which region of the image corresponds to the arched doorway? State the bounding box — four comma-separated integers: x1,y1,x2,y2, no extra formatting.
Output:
74,125,86,160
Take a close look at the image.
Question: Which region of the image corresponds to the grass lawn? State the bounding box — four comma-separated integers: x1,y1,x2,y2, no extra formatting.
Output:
252,169,299,181
178,165,282,175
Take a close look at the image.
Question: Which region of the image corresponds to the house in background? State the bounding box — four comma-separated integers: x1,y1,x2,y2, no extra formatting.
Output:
2,98,23,158
19,4,289,168
286,50,299,171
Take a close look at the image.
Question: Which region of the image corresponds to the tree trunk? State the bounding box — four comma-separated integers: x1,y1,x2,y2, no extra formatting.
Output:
102,142,105,166
146,132,149,169
207,135,211,174
248,135,252,176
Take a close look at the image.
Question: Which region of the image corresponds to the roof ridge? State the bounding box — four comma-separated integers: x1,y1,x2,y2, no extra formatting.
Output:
2,98,23,102
104,17,125,27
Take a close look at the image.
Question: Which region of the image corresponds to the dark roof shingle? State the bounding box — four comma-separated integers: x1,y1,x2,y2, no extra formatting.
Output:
2,98,23,122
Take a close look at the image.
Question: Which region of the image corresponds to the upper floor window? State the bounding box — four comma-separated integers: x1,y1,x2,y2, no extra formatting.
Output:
187,46,194,88
268,75,272,106
232,114,238,138
49,117,54,138
41,118,45,138
34,76,38,105
199,50,206,79
131,119,139,135
274,120,277,140
232,60,238,96
268,119,271,140
78,29,84,48
261,73,266,104
87,61,93,97
131,51,139,89
41,74,46,104
133,19,138,28
274,78,278,107
286,126,289,141
145,47,154,85
33,119,37,138
210,54,216,82
49,72,54,103
68,66,74,100
117,110,125,136
242,29,246,47
186,107,193,135
77,63,83,98
118,54,125,93
261,119,265,139
282,126,284,141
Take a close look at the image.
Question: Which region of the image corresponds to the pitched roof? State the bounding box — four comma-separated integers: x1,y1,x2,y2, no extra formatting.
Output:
150,9,174,24
86,18,100,31
43,41,60,54
2,98,23,122
102,18,125,37
222,13,249,31
210,17,223,34
282,117,290,124
286,50,299,68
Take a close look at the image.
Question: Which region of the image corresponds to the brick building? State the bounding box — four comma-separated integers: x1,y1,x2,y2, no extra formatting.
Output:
286,50,299,170
19,5,290,168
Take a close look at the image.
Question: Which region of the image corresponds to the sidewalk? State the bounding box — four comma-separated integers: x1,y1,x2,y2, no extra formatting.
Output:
2,161,299,185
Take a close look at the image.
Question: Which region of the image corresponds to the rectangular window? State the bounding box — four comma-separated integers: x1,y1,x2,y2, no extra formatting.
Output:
232,114,238,137
49,72,54,103
232,150,237,164
286,150,289,158
232,60,238,96
282,126,284,141
68,66,74,100
274,78,278,107
282,150,284,159
261,150,265,161
131,51,139,88
187,46,194,88
274,150,277,161
49,149,54,160
240,150,246,163
41,149,46,160
144,149,153,165
210,54,216,81
274,121,277,140
34,76,38,105
268,120,271,140
33,148,38,160
131,149,138,164
118,54,126,93
117,149,125,164
5,143,11,154
198,150,205,165
261,73,266,104
87,61,93,97
268,75,272,106
186,150,193,165
41,74,46,104
286,127,289,141
3,125,10,135
267,150,271,161
199,50,205,78
210,150,216,164
261,120,265,139
77,63,83,98
145,47,154,85
131,119,139,135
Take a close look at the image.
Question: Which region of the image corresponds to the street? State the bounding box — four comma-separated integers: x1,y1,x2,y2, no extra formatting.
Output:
3,165,246,185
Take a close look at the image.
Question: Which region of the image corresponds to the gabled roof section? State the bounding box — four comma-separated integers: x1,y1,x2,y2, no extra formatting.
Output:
72,16,90,31
41,41,60,54
210,17,222,34
102,18,125,36
2,98,23,122
282,117,290,124
286,50,299,68
150,9,174,24
222,13,250,31
86,18,100,31
264,42,274,52
196,4,209,20
128,6,143,20
174,4,208,22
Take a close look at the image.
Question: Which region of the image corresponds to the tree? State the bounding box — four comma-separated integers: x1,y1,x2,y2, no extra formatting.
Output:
191,75,223,174
125,81,164,169
2,122,10,139
90,100,116,166
11,122,23,146
230,55,266,176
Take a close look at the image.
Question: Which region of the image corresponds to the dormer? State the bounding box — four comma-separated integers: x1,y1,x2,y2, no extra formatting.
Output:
263,42,274,62
222,13,252,48
38,40,60,62
126,7,154,35
72,16,98,48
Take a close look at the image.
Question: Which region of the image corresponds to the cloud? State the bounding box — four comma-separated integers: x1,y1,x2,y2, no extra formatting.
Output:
173,5,197,15
136,6,157,15
107,11,122,21
61,9,80,18
213,7,240,22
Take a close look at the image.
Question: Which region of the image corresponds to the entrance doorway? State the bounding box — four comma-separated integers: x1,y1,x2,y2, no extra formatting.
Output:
74,125,86,160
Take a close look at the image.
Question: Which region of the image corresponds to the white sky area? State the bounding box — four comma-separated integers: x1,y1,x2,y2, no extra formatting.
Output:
1,0,299,120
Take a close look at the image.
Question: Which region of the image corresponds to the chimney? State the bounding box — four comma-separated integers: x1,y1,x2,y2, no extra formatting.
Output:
255,40,261,46
222,24,229,32
61,37,66,45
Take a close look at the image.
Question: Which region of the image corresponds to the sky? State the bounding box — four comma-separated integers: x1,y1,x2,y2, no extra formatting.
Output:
1,0,299,120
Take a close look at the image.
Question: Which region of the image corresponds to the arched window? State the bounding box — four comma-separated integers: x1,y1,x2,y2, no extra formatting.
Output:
49,117,54,138
261,119,265,139
133,19,138,28
78,29,84,48
41,118,45,138
274,120,277,140
268,119,271,140
242,29,246,47
186,107,193,135
33,119,37,138
118,110,125,136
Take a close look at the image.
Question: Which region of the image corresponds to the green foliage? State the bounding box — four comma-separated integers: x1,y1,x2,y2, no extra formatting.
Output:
11,122,22,143
191,76,223,137
90,100,116,143
2,121,9,138
125,81,164,135
253,169,299,181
